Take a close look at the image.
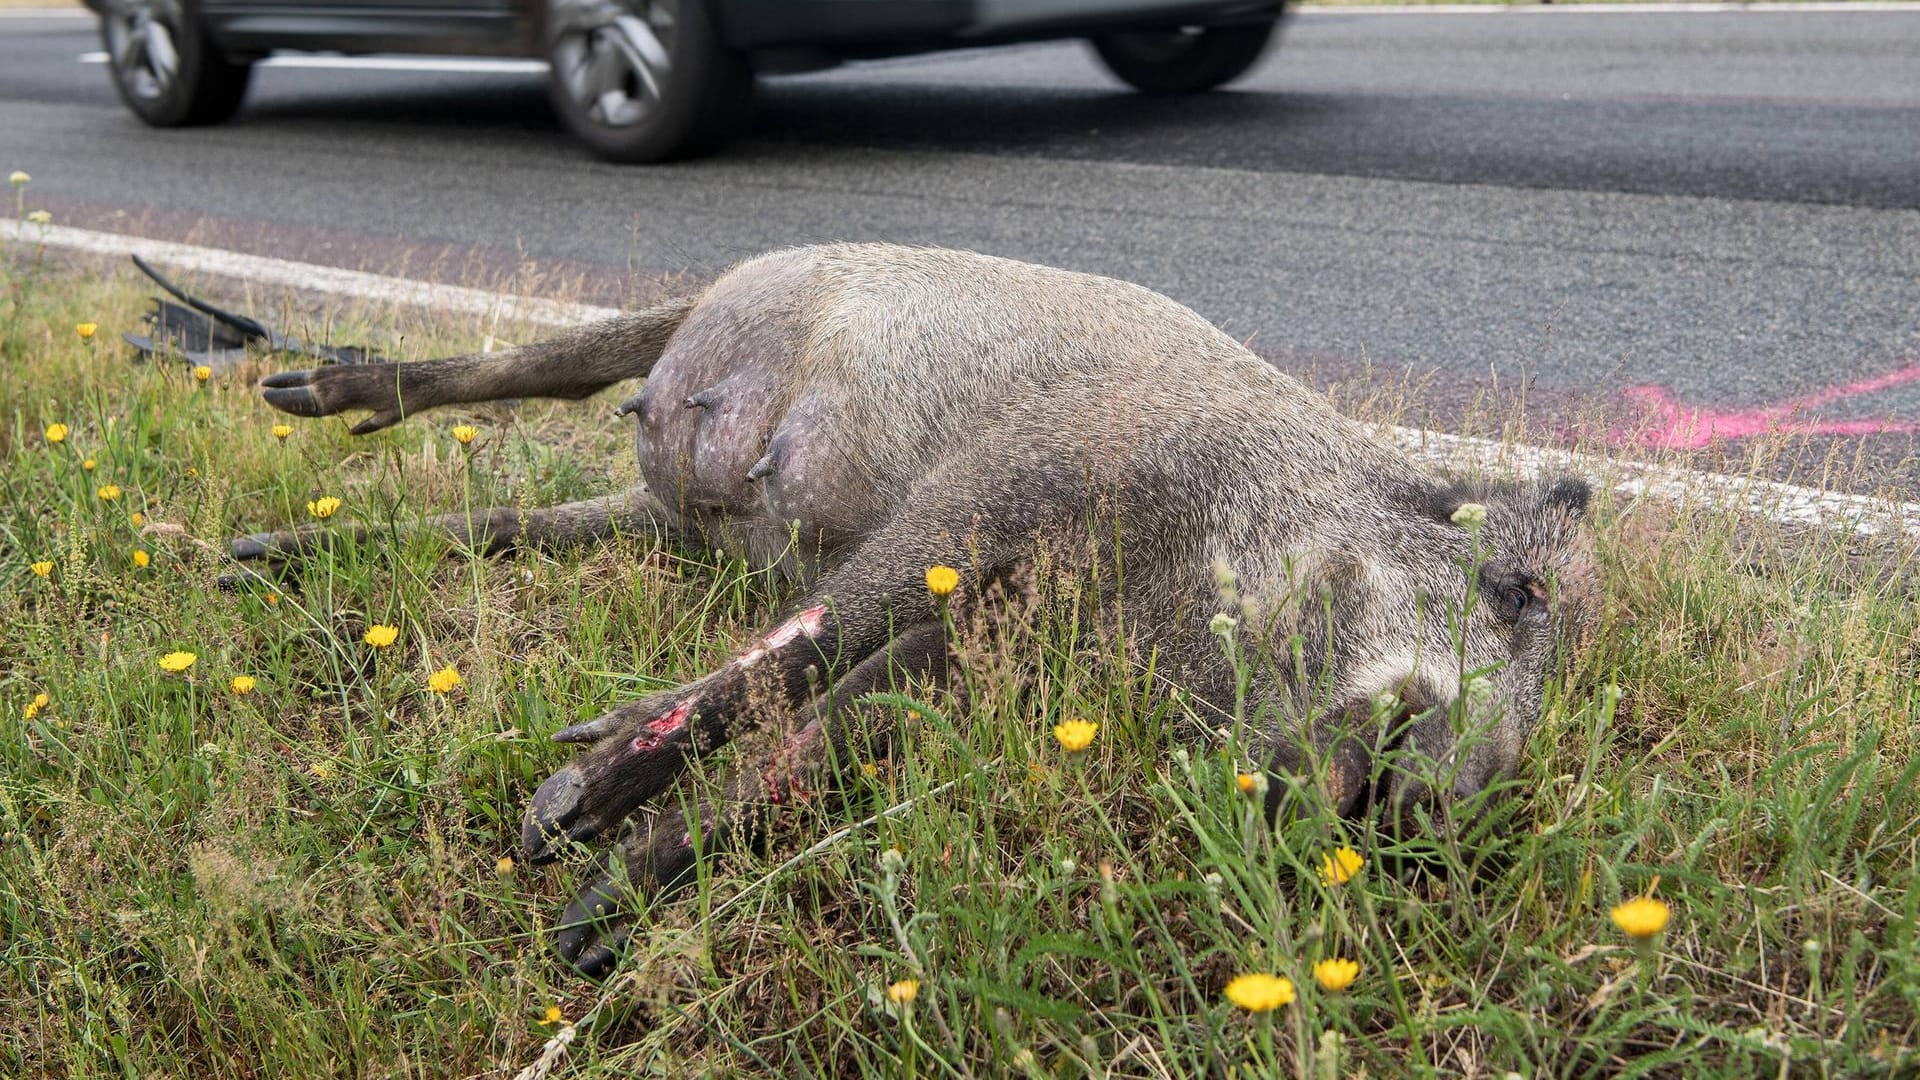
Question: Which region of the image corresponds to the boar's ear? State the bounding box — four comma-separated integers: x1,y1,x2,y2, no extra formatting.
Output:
1418,478,1487,525
1544,477,1591,517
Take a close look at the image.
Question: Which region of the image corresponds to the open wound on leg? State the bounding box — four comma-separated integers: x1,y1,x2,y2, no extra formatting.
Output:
631,698,696,753
737,604,829,669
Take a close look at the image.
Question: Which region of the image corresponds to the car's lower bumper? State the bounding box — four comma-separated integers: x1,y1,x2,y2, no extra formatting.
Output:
716,0,972,51
716,0,1282,51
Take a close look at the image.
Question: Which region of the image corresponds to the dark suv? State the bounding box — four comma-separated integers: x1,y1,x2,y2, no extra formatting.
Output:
84,0,1287,162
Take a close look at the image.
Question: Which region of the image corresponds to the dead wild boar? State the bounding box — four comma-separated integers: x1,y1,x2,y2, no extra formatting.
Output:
240,243,1594,975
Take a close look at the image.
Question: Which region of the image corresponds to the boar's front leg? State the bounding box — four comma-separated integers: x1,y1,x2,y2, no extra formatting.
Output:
520,546,969,864
553,620,950,978
227,486,671,562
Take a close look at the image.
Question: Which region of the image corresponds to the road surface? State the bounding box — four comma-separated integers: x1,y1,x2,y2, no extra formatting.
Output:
3,5,1917,489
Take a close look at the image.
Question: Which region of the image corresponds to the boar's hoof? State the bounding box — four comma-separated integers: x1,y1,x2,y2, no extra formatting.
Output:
555,863,636,979
260,366,406,434
523,765,590,863
258,369,332,417
553,835,701,977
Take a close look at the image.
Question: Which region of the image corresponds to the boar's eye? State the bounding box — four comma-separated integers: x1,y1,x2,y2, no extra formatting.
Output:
1479,566,1544,624
1501,584,1531,621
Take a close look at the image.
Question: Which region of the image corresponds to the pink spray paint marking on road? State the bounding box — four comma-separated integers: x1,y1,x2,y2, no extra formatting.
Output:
739,604,830,669
631,698,695,753
1616,364,1920,450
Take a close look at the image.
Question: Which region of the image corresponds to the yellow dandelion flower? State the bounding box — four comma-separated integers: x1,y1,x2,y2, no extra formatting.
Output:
1052,718,1098,752
44,423,67,444
542,1005,564,1026
1223,973,1294,1013
132,549,150,568
185,466,198,479
193,365,212,382
82,458,96,471
925,564,959,597
266,592,279,606
1314,958,1359,993
229,675,257,695
1319,846,1364,887
362,624,399,648
157,651,197,673
1611,896,1671,939
861,762,880,778
427,666,462,694
76,322,97,339
887,979,920,1005
33,693,48,710
451,424,479,445
31,560,53,578
307,496,341,520
23,701,40,720
496,855,514,875
1236,773,1258,794
97,484,121,501
272,423,293,441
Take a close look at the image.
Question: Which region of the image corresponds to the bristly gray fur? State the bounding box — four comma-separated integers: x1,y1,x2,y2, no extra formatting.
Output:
248,243,1596,976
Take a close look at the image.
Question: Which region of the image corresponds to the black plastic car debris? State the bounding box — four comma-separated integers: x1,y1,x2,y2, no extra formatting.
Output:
122,254,381,372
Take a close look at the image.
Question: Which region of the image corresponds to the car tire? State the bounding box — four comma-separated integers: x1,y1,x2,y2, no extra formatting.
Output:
1090,19,1280,95
100,1,252,127
545,0,754,163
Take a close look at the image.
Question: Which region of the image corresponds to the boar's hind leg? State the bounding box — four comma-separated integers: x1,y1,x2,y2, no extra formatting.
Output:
227,486,671,562
260,297,698,435
553,621,949,978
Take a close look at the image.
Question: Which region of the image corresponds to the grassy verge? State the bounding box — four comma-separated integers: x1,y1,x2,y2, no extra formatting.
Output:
4,236,1919,1078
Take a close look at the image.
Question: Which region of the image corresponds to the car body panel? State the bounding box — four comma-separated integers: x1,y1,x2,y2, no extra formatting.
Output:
84,0,1282,64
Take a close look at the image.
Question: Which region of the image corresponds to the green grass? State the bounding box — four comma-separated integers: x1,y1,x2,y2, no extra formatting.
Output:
4,243,1920,1079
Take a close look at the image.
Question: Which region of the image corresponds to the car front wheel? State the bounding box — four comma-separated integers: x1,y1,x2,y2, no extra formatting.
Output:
1090,20,1279,95
545,0,754,163
100,0,252,126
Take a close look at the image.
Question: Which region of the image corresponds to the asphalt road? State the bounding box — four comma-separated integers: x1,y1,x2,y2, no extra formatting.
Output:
4,7,1919,489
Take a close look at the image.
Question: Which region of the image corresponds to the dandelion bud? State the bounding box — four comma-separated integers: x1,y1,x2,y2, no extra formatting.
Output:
1463,674,1496,711
1449,502,1488,528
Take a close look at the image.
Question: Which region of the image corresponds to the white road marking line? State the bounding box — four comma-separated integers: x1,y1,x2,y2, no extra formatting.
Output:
5,219,1916,536
1,219,620,328
75,51,549,74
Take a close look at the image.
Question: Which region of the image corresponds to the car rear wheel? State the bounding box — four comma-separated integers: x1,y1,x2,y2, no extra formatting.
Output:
100,0,252,126
546,0,753,163
1091,20,1279,95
